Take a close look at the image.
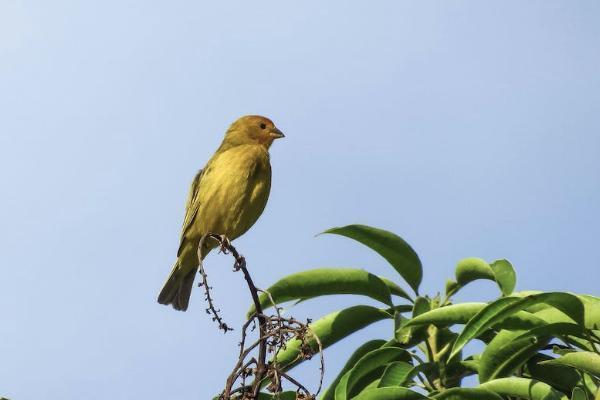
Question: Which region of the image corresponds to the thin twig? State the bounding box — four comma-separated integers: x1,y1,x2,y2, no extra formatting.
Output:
279,371,312,396
202,234,267,399
198,234,322,399
197,234,232,332
312,330,325,395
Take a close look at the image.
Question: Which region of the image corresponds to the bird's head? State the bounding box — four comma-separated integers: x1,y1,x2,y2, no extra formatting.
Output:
221,115,285,150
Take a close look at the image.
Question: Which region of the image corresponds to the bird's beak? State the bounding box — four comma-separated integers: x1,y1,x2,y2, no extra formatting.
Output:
269,127,285,139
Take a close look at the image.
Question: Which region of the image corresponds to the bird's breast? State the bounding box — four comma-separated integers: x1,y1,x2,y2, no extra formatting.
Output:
194,145,272,239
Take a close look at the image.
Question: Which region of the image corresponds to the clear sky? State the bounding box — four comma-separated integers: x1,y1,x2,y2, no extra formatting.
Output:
1,1,599,399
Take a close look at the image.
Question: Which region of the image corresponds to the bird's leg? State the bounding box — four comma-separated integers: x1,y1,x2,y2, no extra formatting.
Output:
217,234,232,254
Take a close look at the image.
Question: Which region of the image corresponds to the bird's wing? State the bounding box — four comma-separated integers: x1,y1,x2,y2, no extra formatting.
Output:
177,169,204,256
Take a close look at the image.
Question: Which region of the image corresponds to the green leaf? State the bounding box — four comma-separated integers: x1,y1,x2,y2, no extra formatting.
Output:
359,379,382,393
478,329,551,382
395,314,428,346
525,293,585,326
541,351,600,378
406,302,545,331
381,277,414,302
490,259,516,296
532,304,579,325
444,361,478,387
377,362,436,389
511,322,585,343
392,297,431,347
455,258,516,296
433,328,460,364
406,303,487,327
459,359,480,373
247,268,400,316
580,296,600,330
449,292,585,361
526,305,599,350
432,388,503,400
378,361,415,387
479,320,589,383
335,371,352,400
322,225,422,293
321,340,386,400
390,305,415,314
479,377,568,400
275,305,392,371
456,258,495,285
445,279,459,297
449,296,522,360
413,297,431,317
524,354,582,395
350,387,429,400
584,373,598,399
571,387,586,400
581,294,600,303
341,348,411,398
553,346,579,356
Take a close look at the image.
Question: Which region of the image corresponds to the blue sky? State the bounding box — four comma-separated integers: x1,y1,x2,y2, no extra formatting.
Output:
1,1,599,399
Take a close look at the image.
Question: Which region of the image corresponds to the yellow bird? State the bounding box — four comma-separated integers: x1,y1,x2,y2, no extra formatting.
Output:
158,115,284,311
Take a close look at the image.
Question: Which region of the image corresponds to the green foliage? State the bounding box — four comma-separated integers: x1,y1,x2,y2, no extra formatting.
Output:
275,305,391,371
247,268,410,316
432,388,503,400
541,351,600,378
322,225,422,293
321,340,388,400
378,361,416,388
454,258,516,297
337,347,411,398
250,224,600,399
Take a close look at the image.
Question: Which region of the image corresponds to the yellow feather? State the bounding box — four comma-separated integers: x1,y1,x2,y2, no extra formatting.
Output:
192,144,271,244
158,115,282,311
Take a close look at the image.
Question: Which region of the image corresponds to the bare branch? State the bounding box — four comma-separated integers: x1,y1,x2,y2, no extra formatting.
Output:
197,234,233,333
195,234,324,399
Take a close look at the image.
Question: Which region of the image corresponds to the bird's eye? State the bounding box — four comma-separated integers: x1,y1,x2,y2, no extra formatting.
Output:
259,123,266,129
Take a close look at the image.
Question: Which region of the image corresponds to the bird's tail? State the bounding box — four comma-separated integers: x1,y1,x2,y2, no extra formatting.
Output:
157,258,197,311
157,265,194,310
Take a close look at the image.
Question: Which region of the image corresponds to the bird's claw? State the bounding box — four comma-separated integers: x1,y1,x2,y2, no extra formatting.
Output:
217,234,232,254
